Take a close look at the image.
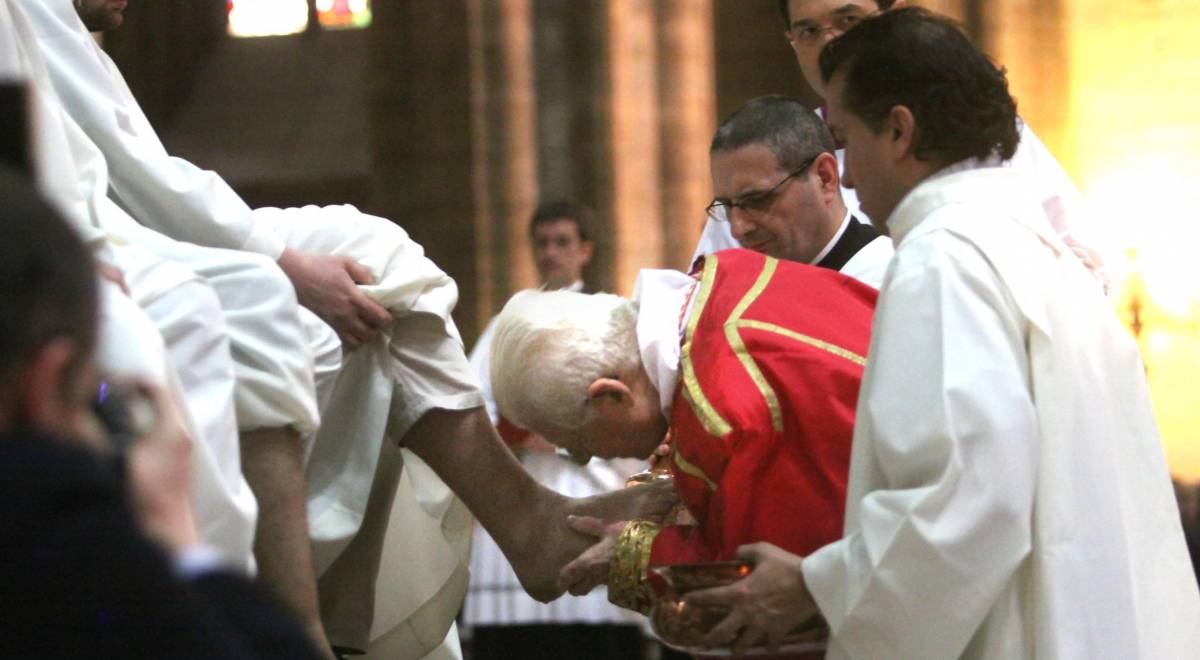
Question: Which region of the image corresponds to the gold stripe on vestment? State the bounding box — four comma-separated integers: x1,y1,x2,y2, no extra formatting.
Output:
673,448,718,491
736,319,867,367
724,258,785,433
679,255,732,438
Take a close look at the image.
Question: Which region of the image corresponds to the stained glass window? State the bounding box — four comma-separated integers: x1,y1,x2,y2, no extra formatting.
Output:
316,0,372,30
228,0,371,38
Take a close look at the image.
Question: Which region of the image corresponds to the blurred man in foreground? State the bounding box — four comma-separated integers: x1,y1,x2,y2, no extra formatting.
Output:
0,166,324,659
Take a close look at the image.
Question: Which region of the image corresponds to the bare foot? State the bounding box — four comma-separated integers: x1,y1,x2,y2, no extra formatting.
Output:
507,482,680,602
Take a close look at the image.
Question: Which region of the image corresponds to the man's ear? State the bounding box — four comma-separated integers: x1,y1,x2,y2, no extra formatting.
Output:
14,338,78,432
886,105,918,159
890,0,908,9
813,152,842,196
579,239,595,267
585,377,632,420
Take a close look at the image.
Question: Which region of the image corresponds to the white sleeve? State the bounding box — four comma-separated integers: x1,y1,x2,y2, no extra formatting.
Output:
24,0,285,258
689,207,741,265
801,237,1039,659
467,316,500,424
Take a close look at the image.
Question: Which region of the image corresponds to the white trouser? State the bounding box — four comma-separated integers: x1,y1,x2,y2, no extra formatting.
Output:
95,246,257,572
256,205,482,657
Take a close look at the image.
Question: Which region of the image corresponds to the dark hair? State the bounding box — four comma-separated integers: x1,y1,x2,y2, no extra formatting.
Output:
0,166,97,387
819,7,1019,164
777,0,895,27
529,199,593,243
711,95,835,170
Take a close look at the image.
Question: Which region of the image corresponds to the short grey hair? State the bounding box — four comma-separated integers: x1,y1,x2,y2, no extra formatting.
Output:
489,290,640,451
710,95,836,170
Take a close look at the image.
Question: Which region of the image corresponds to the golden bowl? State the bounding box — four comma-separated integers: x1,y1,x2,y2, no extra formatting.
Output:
647,561,828,655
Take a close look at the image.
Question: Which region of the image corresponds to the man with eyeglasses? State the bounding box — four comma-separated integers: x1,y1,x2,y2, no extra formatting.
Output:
695,0,1103,288
707,95,892,288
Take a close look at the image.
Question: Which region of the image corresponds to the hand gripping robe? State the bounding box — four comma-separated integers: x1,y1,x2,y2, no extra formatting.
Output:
609,249,876,613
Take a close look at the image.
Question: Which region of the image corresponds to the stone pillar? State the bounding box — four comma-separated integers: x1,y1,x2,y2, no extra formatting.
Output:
981,0,1070,157
367,2,485,339
713,0,812,116
656,0,716,271
606,0,664,294
468,0,540,316
914,0,967,25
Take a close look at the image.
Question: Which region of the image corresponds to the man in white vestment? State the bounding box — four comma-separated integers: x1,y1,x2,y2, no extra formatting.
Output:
1,0,260,581
706,95,891,288
12,1,338,652
686,9,1200,659
693,0,1102,285
463,200,649,660
21,3,680,658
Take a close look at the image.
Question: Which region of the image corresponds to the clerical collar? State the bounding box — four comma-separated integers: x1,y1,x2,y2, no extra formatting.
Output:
563,279,584,293
808,209,854,266
633,269,697,420
885,160,1008,245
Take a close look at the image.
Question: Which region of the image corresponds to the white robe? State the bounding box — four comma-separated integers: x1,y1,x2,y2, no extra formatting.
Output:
20,2,482,654
801,166,1200,659
0,0,259,571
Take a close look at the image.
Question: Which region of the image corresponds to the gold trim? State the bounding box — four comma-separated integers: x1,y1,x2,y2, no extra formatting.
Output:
608,520,662,614
736,319,867,367
679,256,732,437
724,258,785,432
673,449,718,491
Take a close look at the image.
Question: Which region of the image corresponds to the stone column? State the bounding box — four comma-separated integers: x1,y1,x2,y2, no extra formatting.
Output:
368,2,484,339
606,0,664,294
981,0,1070,157
656,0,717,271
468,0,540,316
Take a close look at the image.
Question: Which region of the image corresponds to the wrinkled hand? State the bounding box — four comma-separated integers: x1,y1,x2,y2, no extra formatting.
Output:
126,385,198,553
277,248,393,350
647,436,671,468
686,542,818,655
558,515,626,595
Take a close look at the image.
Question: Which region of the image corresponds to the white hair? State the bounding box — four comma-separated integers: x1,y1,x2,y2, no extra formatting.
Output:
489,289,640,447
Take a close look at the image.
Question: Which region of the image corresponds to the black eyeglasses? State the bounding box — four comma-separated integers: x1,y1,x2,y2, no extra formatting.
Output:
706,154,819,222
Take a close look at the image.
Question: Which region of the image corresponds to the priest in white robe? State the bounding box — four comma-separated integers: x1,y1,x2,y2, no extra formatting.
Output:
0,0,260,574
686,9,1200,659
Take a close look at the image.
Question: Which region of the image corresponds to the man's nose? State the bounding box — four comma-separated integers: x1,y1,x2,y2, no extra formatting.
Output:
728,206,756,240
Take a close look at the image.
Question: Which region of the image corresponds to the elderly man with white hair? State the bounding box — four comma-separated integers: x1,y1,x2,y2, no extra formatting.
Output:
489,249,875,626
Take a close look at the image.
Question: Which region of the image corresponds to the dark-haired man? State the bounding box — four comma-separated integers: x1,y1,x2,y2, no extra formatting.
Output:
686,9,1199,658
707,95,891,287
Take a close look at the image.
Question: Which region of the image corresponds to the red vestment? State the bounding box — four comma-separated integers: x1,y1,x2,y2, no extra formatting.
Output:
610,249,876,623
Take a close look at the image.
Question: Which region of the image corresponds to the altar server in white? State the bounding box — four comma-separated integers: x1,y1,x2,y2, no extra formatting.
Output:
687,9,1200,659
0,0,259,574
